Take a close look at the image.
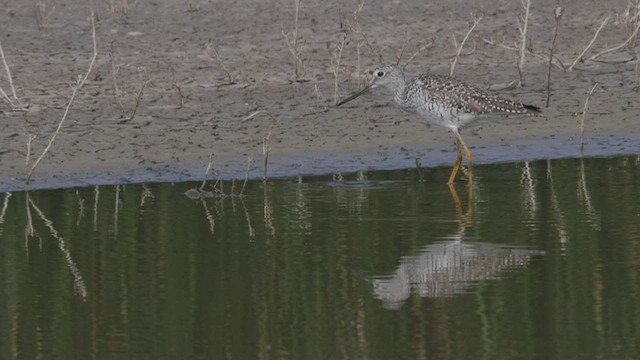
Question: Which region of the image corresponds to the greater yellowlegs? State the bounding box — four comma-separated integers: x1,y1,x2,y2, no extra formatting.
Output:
337,64,541,184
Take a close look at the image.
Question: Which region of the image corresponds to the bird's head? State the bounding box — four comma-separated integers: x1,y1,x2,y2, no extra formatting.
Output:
336,64,406,106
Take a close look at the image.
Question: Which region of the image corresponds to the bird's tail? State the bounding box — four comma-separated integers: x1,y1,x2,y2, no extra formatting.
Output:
523,104,542,113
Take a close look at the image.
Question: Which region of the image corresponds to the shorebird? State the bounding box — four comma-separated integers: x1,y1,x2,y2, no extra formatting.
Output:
337,64,540,184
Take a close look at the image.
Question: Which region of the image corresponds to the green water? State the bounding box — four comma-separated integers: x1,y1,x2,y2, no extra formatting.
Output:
1,156,640,359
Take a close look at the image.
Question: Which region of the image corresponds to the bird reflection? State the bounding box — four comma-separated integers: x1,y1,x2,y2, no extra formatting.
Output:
372,241,543,309
371,181,542,310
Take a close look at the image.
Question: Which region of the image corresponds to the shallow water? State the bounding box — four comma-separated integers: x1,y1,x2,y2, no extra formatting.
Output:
1,156,640,359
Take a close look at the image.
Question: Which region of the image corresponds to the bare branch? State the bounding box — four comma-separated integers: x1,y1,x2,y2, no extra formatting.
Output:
569,15,610,71
241,110,277,123
199,154,215,191
240,157,253,196
483,37,566,70
25,134,37,166
395,29,409,65
331,34,347,106
450,14,482,77
282,0,305,79
402,38,435,69
79,11,98,88
587,21,640,61
109,41,123,108
347,0,383,63
26,78,81,184
0,39,25,110
578,83,599,151
546,7,563,107
204,42,235,83
119,78,150,123
518,0,531,85
262,126,273,181
25,12,98,184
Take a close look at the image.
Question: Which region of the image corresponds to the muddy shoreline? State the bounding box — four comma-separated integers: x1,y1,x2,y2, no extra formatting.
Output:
2,0,639,192
4,130,639,192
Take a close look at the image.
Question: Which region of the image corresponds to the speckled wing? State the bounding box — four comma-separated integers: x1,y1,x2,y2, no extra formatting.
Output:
413,74,540,115
467,93,540,115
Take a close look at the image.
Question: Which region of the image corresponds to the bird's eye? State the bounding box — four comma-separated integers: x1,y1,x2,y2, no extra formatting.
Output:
376,71,385,78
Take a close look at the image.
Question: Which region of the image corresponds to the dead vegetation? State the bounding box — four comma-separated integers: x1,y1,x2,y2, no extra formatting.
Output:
516,0,531,85
450,14,482,77
109,0,130,20
577,83,599,152
25,192,88,299
0,39,25,111
203,42,235,84
108,43,151,117
338,0,433,95
282,0,306,80
25,12,97,184
33,0,55,29
3,0,640,190
545,7,563,107
345,0,383,64
331,34,347,106
184,154,253,200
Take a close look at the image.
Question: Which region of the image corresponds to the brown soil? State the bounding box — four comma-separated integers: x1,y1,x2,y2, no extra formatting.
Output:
1,0,640,191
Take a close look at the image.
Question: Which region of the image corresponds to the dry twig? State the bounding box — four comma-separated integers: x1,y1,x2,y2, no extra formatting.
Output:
578,83,599,151
241,110,277,123
546,7,563,107
119,78,150,123
199,154,215,191
347,0,383,63
109,0,129,19
34,0,56,29
282,0,305,79
204,42,235,83
635,59,640,88
331,34,347,106
240,110,277,182
402,38,435,69
569,15,610,71
26,78,81,184
262,126,273,181
395,29,409,65
169,65,184,108
483,38,566,70
587,21,640,61
240,157,253,196
517,0,531,85
25,134,37,166
108,42,125,107
0,40,25,110
622,0,640,52
26,12,97,184
450,14,482,77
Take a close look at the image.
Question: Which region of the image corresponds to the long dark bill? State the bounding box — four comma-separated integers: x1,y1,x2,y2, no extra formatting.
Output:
336,84,373,106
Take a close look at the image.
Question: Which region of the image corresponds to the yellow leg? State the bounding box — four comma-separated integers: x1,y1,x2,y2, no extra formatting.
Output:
447,183,463,217
448,182,474,232
447,138,462,184
451,130,473,184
